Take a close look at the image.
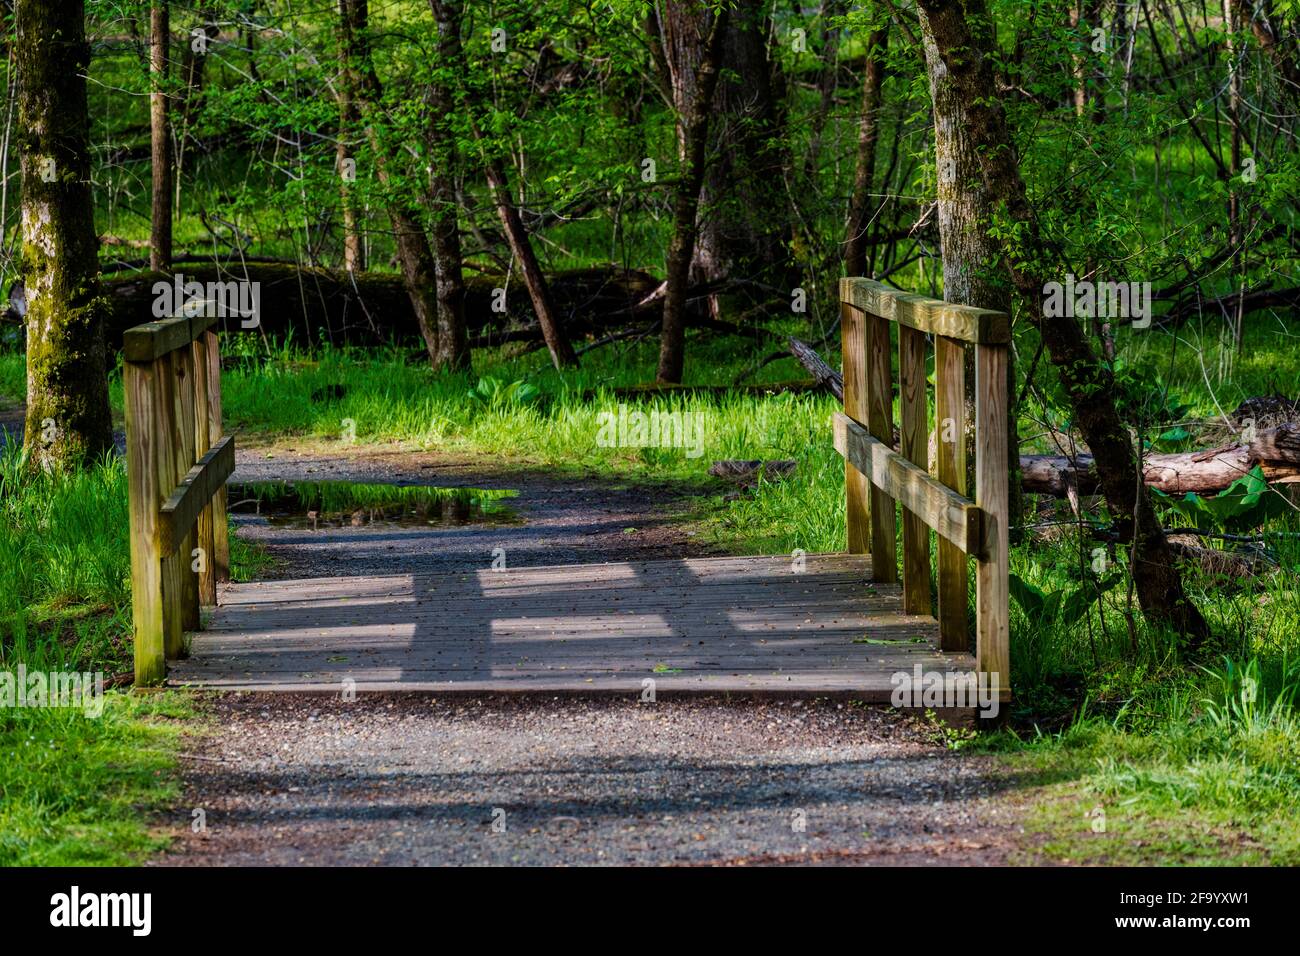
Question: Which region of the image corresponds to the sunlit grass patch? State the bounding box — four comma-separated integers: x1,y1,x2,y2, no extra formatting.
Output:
0,692,194,866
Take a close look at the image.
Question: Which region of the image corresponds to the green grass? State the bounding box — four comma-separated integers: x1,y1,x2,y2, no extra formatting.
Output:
0,693,195,866
0,443,262,866
975,658,1300,864
215,334,833,482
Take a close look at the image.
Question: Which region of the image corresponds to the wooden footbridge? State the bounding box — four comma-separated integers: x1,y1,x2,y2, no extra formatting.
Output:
125,281,1010,702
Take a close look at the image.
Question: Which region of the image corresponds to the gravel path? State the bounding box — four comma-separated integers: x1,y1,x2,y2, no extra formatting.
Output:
160,694,1026,866
145,442,1031,865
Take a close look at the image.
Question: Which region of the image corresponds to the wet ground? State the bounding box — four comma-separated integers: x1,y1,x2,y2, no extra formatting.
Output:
225,444,721,579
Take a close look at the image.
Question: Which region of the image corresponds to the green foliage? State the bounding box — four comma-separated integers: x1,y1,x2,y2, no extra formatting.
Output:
464,376,541,409
1153,466,1289,533
1009,570,1124,630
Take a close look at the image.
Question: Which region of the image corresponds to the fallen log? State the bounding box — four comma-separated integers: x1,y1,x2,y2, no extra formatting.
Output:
1021,425,1300,495
5,264,661,351
581,380,819,402
787,337,1300,496
709,459,798,484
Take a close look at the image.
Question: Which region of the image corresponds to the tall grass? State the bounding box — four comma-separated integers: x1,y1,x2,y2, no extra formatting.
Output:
0,449,131,673
0,448,204,866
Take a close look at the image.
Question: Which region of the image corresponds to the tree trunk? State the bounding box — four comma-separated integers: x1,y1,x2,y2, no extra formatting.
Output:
918,5,1022,537
656,0,794,309
426,0,470,371
916,0,1210,646
1231,0,1300,106
335,6,365,273
657,7,729,384
17,0,113,470
843,27,888,277
149,2,172,272
337,0,441,366
480,149,577,370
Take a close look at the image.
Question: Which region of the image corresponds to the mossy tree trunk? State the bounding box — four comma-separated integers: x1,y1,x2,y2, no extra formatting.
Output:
918,5,1022,538
17,0,113,471
916,0,1210,646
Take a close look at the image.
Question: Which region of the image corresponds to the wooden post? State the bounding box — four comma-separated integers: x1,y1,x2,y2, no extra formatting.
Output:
842,301,869,554
975,342,1010,698
865,311,897,582
204,328,230,583
174,339,201,636
935,335,968,650
191,333,217,606
124,360,165,686
898,325,930,614
155,351,185,658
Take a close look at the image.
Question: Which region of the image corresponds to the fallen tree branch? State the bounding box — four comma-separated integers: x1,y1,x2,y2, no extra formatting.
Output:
788,336,844,400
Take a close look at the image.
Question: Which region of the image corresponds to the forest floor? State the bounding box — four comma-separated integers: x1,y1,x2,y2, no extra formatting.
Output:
153,440,1043,866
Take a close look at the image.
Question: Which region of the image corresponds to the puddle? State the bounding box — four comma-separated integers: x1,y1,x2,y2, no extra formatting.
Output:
227,480,521,529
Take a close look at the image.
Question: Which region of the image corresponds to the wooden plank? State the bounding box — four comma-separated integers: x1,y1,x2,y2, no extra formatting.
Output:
833,413,983,554
154,351,185,660
174,343,201,635
122,311,218,364
160,436,235,557
934,335,969,652
124,361,166,687
865,311,897,583
191,334,216,606
840,277,1009,344
898,324,930,614
202,329,230,583
975,343,1010,700
167,555,982,698
841,302,870,554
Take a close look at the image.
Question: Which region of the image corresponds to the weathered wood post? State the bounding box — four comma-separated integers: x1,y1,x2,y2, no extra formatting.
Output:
191,332,217,606
124,311,234,687
865,309,897,582
842,301,869,554
898,322,930,614
124,358,166,686
975,340,1010,699
935,335,968,650
204,327,231,584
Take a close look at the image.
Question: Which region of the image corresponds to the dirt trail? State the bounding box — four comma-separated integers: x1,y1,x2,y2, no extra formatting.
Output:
144,442,1033,865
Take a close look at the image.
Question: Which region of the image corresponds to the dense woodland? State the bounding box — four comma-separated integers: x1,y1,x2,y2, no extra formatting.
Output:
2,0,1300,863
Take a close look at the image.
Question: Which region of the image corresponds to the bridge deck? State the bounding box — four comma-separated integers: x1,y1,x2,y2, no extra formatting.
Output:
169,553,974,698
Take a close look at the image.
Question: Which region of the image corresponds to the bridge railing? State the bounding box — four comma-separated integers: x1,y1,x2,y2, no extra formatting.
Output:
834,278,1010,698
123,307,233,686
